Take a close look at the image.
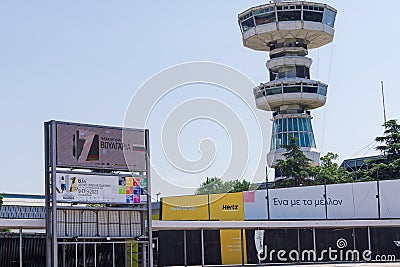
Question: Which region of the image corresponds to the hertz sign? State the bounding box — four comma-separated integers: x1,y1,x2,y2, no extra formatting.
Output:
210,192,244,221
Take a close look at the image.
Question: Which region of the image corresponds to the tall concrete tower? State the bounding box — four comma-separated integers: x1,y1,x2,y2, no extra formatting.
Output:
238,0,337,178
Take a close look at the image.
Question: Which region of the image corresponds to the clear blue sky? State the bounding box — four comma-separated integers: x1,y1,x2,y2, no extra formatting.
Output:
1,1,399,197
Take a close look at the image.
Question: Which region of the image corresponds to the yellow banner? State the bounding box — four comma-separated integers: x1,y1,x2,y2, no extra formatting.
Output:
161,195,209,220
209,192,244,221
126,240,138,267
220,229,247,265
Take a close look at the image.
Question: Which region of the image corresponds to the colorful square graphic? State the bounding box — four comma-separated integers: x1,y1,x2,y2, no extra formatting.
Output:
126,186,133,195
133,177,140,186
126,177,134,186
140,178,147,187
133,186,141,195
118,186,126,195
134,194,140,203
118,177,126,186
126,195,134,204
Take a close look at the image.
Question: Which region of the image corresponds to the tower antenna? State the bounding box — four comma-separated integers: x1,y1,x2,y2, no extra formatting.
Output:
381,81,387,125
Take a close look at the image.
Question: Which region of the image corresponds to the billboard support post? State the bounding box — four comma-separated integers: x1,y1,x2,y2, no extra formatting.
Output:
145,129,153,267
183,230,187,267
50,121,58,267
44,122,51,267
201,229,205,267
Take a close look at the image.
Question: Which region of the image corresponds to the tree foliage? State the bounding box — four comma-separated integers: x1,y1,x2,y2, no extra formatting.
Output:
354,119,400,181
275,136,312,187
195,177,250,195
310,152,353,184
375,119,400,163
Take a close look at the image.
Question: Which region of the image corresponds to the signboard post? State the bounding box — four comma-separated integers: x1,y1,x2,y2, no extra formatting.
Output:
44,121,152,267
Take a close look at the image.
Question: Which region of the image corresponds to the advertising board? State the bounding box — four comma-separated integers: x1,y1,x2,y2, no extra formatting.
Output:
161,195,209,221
56,122,146,171
379,179,400,219
268,185,326,220
243,190,268,220
210,192,244,221
220,230,247,265
326,181,378,219
56,173,147,204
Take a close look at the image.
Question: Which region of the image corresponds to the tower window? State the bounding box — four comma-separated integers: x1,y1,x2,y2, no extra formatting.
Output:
241,17,255,32
323,8,336,27
277,11,301,21
303,10,323,23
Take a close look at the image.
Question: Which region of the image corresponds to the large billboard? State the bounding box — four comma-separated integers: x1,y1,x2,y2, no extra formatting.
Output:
379,179,400,219
56,173,147,204
244,190,268,220
56,122,146,171
161,195,209,221
210,192,244,221
268,185,326,220
326,181,378,219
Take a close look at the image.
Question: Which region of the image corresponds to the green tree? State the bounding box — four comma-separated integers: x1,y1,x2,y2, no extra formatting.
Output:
230,179,250,193
275,136,312,187
195,177,251,195
353,119,400,181
196,177,231,195
375,119,400,163
310,152,353,184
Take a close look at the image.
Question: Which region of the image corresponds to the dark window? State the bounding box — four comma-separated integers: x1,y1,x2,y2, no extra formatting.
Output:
283,86,301,93
255,12,276,25
241,18,255,32
296,66,310,78
269,71,278,81
303,86,318,94
303,11,323,22
277,11,301,21
266,87,282,96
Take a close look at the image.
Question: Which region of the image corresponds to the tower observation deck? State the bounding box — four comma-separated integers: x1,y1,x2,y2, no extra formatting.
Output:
238,0,337,176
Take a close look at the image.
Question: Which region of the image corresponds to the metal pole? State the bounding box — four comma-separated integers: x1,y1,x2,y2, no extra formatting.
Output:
201,229,205,267
381,81,387,125
112,243,115,267
44,122,52,267
266,168,270,220
94,243,97,267
297,229,301,262
312,228,316,262
377,179,381,219
83,243,86,267
19,227,22,267
241,229,245,266
50,121,58,267
367,227,371,252
130,242,133,267
324,178,328,219
75,243,78,267
145,129,154,267
183,230,187,267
